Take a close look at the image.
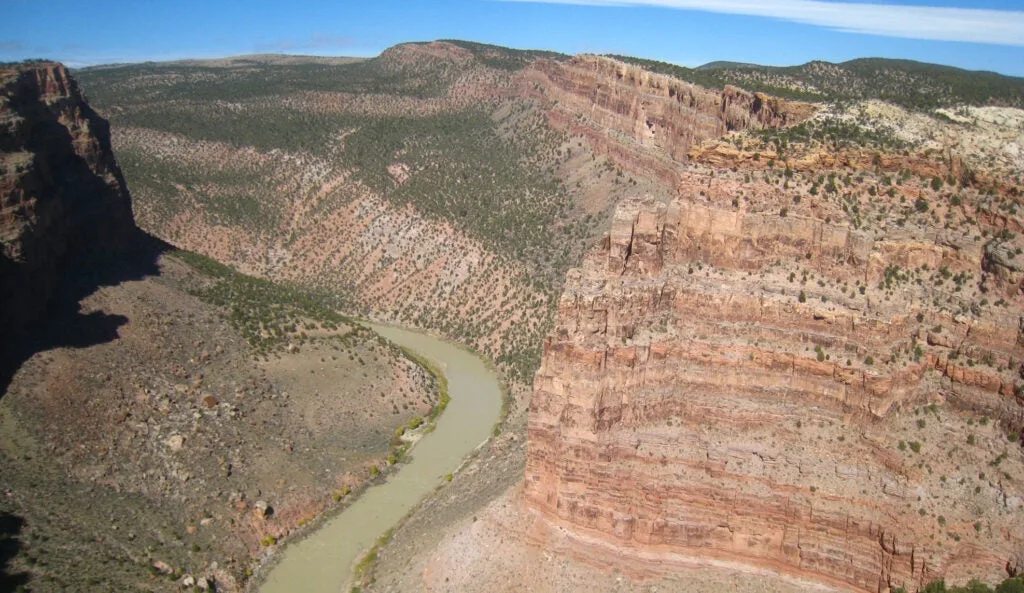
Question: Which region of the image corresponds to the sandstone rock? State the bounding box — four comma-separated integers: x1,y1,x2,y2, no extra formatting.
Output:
253,500,272,519
0,61,134,334
525,195,1024,593
164,434,185,452
534,55,814,187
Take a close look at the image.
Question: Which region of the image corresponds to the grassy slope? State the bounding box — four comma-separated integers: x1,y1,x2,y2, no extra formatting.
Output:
0,247,441,591
611,54,1024,109
75,47,593,385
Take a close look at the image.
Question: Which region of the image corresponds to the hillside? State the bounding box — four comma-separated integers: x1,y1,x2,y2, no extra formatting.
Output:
1,62,444,592
611,55,1024,109
74,42,801,395
38,41,1024,593
319,46,1024,593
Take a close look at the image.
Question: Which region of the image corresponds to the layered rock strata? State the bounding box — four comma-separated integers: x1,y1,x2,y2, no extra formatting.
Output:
528,55,816,184
1,62,134,332
525,196,1024,592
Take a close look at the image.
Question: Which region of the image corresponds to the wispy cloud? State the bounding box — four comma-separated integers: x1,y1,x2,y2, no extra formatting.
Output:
500,0,1024,46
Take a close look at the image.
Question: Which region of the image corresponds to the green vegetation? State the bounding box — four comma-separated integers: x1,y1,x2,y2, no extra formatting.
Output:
352,528,394,591
340,110,576,274
899,577,1024,593
80,55,456,103
78,57,580,276
170,249,351,356
756,118,907,152
398,346,450,424
609,54,1024,110
438,39,567,70
607,55,824,102
78,49,595,386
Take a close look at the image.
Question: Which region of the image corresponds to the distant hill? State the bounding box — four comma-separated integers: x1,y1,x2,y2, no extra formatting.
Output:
612,55,1024,109
436,39,569,70
79,54,365,71
695,60,760,70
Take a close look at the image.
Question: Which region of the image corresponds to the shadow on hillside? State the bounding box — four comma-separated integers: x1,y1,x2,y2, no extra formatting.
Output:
0,230,172,400
0,511,29,592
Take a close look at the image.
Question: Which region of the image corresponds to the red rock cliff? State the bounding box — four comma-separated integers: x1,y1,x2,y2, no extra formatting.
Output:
524,56,815,185
525,195,1024,592
1,62,134,332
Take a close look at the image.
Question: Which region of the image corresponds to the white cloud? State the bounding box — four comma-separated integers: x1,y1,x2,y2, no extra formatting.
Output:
500,0,1024,46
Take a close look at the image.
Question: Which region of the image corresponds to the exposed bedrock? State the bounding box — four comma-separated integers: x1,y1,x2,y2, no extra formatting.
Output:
1,62,134,333
525,196,1024,592
526,56,816,185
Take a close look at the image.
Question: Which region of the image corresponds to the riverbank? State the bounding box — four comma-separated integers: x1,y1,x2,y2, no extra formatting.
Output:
255,324,503,593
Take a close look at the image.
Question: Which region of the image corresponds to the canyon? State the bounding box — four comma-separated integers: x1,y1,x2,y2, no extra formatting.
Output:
1,62,444,592
359,46,1024,593
3,41,1024,592
74,43,810,392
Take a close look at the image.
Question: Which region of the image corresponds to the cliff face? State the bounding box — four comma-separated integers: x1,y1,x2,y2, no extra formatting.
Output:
0,62,134,332
525,193,1024,592
526,56,815,185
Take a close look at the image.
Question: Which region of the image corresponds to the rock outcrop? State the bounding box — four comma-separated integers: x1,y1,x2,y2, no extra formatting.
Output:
1,61,134,333
525,195,1024,592
527,56,815,185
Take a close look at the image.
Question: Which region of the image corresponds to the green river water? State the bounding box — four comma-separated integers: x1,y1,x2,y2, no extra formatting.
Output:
259,324,502,593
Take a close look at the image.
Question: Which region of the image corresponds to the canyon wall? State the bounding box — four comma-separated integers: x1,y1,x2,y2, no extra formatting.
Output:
527,55,816,185
525,195,1024,592
1,62,134,332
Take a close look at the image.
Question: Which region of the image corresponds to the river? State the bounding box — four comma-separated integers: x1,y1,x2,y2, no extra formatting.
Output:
259,324,503,593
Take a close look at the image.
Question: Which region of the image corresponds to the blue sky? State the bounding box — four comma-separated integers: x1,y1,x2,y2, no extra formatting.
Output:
2,0,1023,76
